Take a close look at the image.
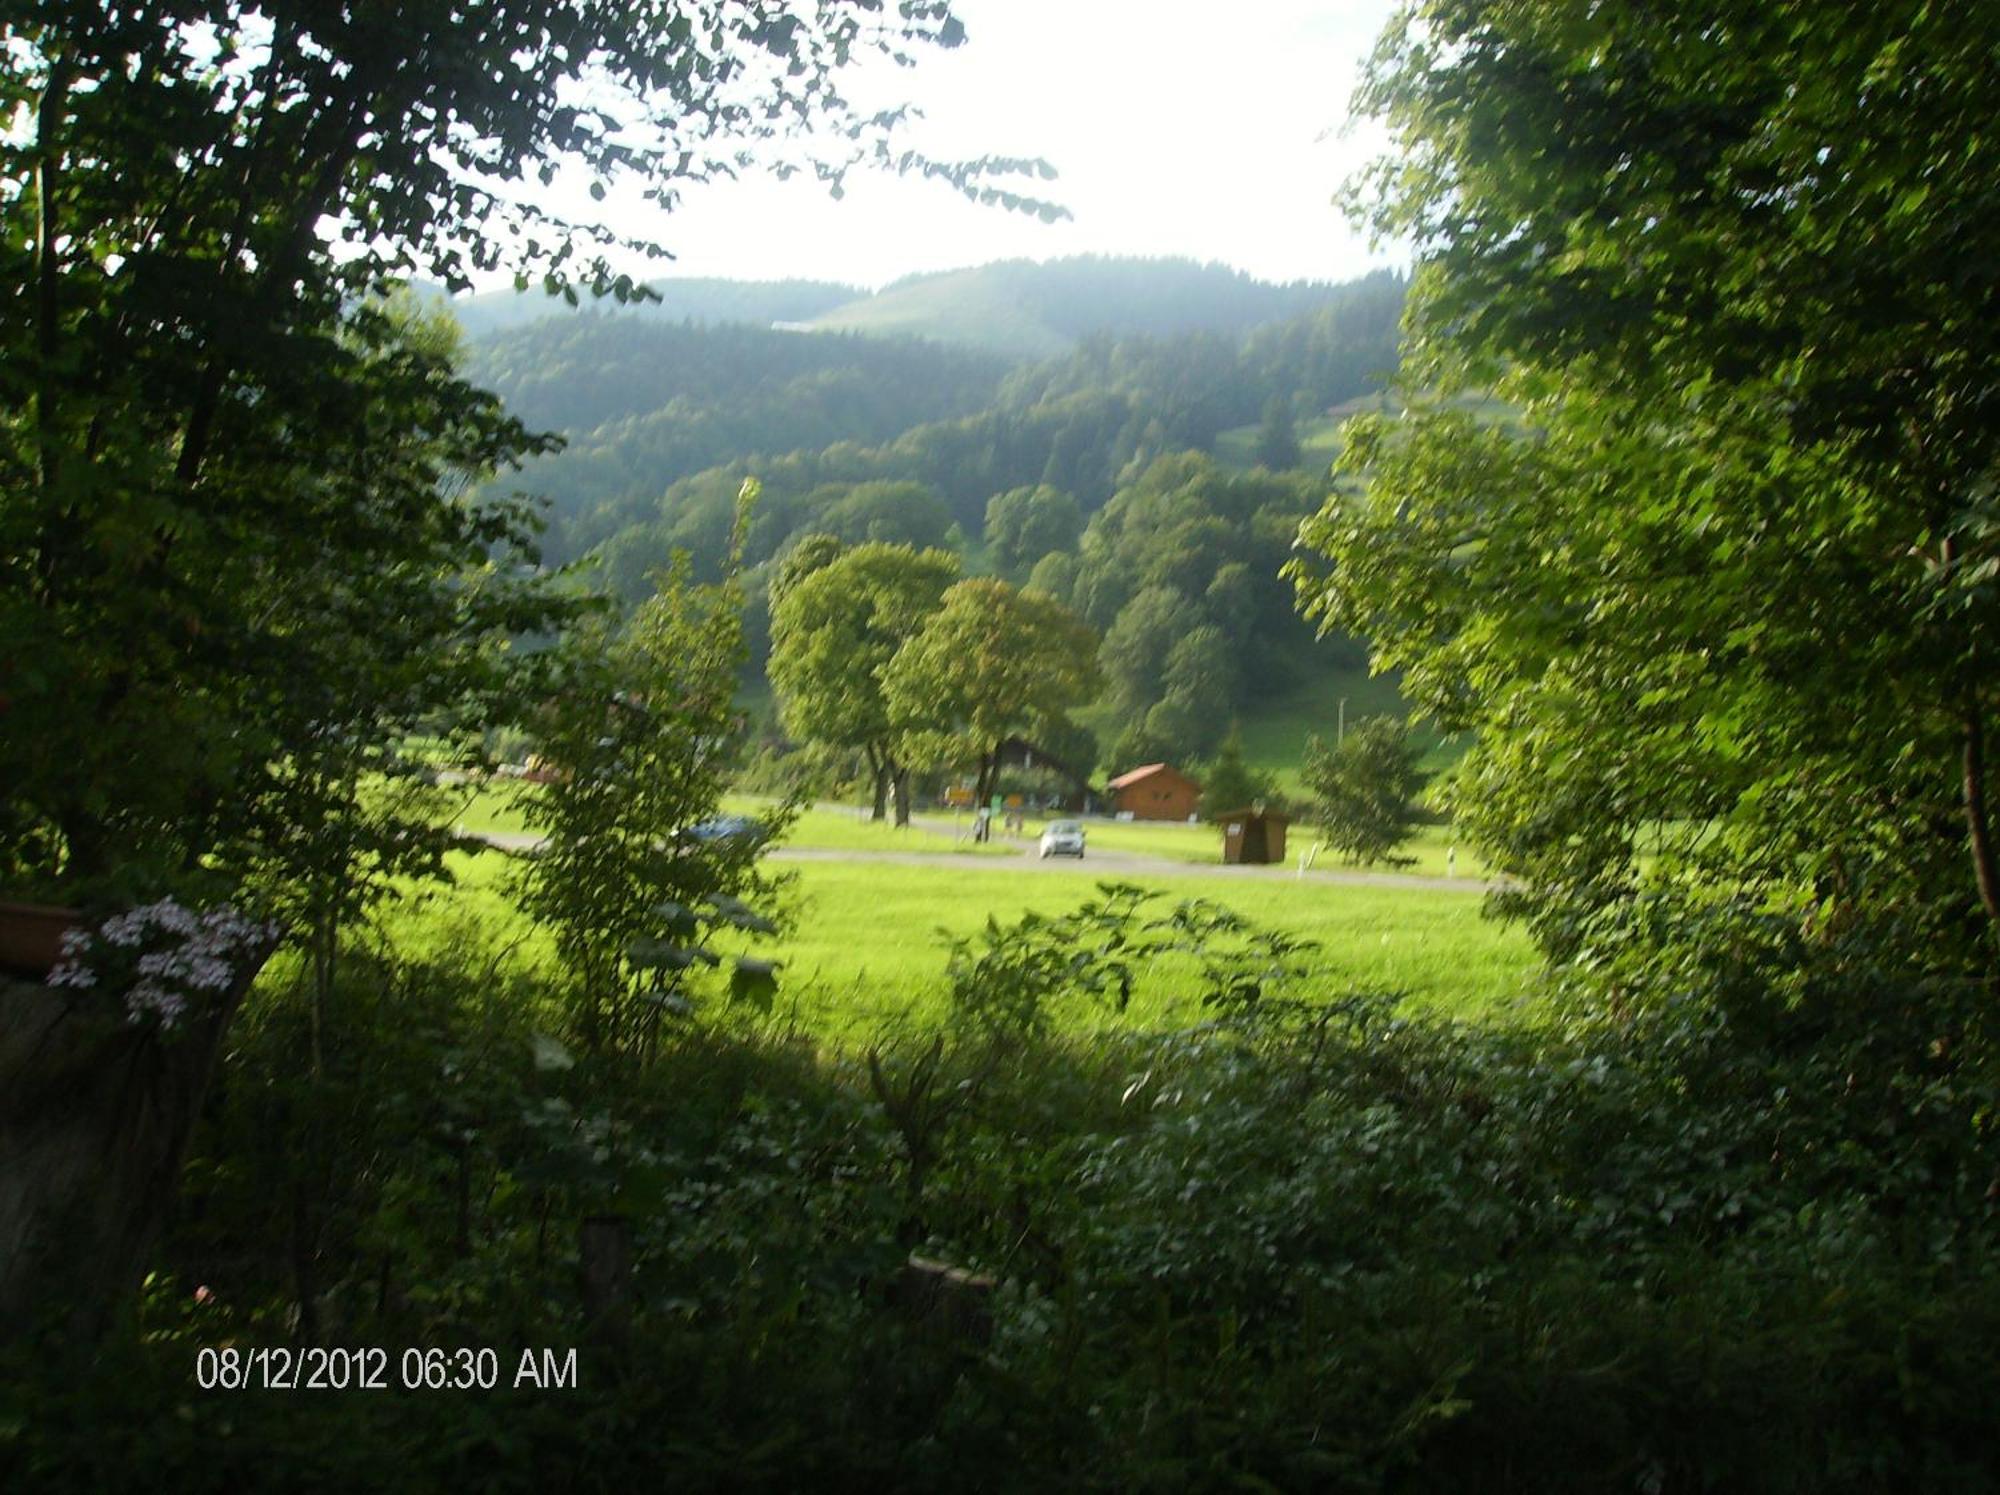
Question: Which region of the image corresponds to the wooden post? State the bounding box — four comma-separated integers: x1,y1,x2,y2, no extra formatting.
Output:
579,1213,633,1352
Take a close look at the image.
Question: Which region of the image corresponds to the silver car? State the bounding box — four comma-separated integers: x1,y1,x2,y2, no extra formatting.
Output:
1038,819,1086,858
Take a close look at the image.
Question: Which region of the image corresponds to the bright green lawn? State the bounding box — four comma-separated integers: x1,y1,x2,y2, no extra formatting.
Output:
445,780,539,837
370,843,1537,1046
747,859,1537,1041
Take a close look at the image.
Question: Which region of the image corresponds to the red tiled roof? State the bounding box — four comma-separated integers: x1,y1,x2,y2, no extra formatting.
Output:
1107,763,1176,790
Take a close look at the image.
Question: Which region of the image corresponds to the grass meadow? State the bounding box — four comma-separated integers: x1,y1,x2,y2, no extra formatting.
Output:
373,780,1539,1048
744,858,1538,1040
1211,411,1351,473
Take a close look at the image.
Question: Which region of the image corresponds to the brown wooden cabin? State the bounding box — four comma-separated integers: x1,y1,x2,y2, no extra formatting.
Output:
1215,806,1289,865
1107,762,1202,821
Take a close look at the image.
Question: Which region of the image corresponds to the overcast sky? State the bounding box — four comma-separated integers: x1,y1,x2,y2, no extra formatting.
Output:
585,0,1403,290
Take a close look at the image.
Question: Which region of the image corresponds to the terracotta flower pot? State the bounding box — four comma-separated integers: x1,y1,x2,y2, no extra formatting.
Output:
0,900,83,979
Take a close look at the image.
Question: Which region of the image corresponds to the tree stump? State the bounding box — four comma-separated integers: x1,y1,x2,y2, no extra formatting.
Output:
893,1254,997,1351
0,970,255,1345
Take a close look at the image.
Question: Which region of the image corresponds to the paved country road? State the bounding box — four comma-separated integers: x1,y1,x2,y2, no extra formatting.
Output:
767,845,1494,893
472,830,1499,895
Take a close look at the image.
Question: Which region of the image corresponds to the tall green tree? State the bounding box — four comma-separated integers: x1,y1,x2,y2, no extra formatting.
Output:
983,484,1083,572
1252,394,1303,471
244,297,585,1047
1301,718,1423,869
1197,726,1274,820
0,279,574,891
1097,584,1200,718
881,578,1100,803
0,0,1050,891
768,542,961,824
517,488,791,1055
1295,0,2000,982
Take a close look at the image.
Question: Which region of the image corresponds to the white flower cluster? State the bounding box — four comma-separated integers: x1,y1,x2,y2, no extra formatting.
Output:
46,898,281,1032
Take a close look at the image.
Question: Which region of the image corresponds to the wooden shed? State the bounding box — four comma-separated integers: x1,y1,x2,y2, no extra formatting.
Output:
1215,806,1289,865
1107,762,1202,821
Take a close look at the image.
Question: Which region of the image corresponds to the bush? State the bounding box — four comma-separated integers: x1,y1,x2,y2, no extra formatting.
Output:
7,899,1998,1492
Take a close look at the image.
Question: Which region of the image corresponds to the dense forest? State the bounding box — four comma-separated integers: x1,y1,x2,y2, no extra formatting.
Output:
460,317,1014,540
453,260,1403,768
464,259,1405,568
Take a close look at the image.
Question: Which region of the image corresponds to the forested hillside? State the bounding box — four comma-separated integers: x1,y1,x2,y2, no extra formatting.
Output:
451,260,1403,770
462,318,1012,533
473,264,1403,564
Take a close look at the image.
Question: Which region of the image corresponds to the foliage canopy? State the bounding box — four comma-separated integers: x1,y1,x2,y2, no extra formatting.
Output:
767,540,961,823
0,0,1044,891
1297,0,2000,980
881,578,1100,802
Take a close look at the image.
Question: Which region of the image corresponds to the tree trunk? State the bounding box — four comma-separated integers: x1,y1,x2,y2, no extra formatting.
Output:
892,767,914,828
32,60,74,503
1962,706,2000,942
0,960,265,1345
869,757,890,822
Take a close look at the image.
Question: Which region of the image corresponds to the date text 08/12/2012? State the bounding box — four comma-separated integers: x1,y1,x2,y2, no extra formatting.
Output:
195,1345,577,1392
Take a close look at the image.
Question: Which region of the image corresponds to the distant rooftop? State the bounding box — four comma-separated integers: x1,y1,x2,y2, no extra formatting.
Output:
1106,763,1177,790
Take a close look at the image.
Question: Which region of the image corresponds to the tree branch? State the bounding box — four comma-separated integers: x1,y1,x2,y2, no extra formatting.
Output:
33,58,74,506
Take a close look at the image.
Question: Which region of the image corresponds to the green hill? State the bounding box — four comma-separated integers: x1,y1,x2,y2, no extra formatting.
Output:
800,256,1377,358
431,275,863,340
804,265,1073,359
1213,391,1523,475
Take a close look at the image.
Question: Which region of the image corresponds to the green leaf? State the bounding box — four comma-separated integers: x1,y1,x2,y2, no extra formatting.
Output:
730,957,781,1010
627,938,717,972
649,900,701,939
706,893,777,934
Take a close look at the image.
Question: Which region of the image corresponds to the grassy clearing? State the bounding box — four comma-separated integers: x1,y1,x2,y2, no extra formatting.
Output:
1227,665,1478,791
369,844,1536,1046
1211,413,1351,473
443,779,539,837
748,799,1018,856
751,859,1537,1040
406,779,1526,1045
438,779,1492,878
